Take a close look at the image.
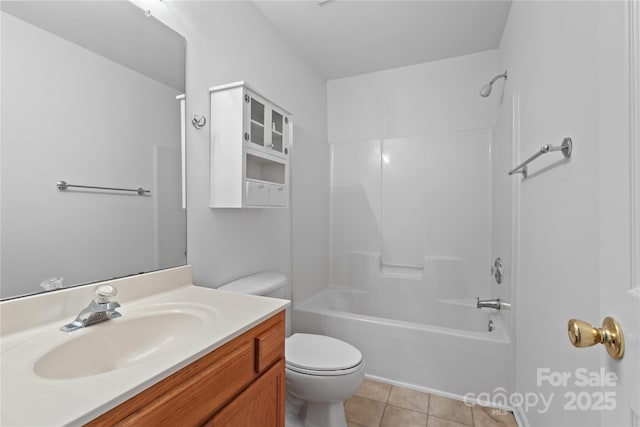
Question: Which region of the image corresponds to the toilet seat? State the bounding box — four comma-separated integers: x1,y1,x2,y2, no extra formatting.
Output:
286,333,363,376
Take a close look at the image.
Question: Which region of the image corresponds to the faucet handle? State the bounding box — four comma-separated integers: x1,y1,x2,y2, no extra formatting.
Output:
94,285,117,303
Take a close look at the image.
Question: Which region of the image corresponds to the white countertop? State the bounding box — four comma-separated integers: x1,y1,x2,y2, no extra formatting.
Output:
0,268,288,427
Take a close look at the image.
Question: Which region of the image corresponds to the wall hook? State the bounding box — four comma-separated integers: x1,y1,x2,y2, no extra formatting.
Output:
191,115,206,129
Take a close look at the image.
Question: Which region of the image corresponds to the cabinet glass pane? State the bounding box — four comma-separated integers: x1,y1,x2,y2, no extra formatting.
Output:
251,98,264,124
272,133,283,152
271,111,283,133
250,121,264,146
270,110,283,153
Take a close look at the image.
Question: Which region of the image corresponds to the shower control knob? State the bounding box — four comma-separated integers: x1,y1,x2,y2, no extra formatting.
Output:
491,257,503,284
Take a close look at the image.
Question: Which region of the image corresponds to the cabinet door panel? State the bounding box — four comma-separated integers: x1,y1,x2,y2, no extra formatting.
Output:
249,96,266,149
268,184,287,207
245,180,268,206
206,360,285,427
268,109,284,156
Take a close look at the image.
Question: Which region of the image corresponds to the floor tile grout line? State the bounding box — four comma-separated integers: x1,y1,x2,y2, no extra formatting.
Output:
385,402,429,416
379,401,388,427
384,385,391,404
429,414,474,427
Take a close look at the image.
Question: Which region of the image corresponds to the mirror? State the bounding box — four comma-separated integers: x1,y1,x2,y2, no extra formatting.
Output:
1,1,187,300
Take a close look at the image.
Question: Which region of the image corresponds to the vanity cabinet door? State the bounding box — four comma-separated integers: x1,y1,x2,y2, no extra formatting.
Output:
205,360,285,427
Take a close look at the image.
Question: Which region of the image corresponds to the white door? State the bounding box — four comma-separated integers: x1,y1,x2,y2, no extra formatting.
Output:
596,1,640,425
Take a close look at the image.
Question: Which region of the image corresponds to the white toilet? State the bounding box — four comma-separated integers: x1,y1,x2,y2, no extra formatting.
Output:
217,272,365,427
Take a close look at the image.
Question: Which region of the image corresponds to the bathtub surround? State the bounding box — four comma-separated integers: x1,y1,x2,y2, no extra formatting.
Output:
315,49,514,403
329,132,492,292
326,50,503,302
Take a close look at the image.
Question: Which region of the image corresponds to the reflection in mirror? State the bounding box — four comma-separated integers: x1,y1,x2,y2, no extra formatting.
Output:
1,1,187,299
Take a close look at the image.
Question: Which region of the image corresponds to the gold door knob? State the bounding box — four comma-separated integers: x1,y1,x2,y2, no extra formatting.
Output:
568,317,624,359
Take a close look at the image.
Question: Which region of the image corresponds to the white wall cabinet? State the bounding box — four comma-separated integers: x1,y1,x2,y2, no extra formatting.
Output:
209,82,291,208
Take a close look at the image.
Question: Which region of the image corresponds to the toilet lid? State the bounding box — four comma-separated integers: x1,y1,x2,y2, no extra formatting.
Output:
285,333,362,373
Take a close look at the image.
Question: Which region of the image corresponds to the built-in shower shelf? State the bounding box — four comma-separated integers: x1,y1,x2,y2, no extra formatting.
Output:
379,262,423,279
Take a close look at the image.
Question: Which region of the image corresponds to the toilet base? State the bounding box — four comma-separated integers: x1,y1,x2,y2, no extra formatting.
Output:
285,390,347,427
306,401,348,427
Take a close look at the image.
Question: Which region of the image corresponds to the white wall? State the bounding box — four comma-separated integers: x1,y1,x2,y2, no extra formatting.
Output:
498,2,606,425
146,2,329,304
328,50,502,143
1,12,181,298
327,51,501,300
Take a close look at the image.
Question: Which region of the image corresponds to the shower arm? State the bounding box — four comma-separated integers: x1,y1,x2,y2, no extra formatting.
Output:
489,71,508,85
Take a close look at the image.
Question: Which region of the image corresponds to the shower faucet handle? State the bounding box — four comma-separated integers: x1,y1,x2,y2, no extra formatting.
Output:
491,257,503,284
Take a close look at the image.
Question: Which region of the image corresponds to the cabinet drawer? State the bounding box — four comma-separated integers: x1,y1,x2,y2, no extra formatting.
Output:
268,184,287,207
116,341,255,426
255,320,284,373
245,180,268,205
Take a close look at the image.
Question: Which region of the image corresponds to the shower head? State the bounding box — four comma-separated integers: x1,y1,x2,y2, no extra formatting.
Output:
479,71,508,97
479,83,493,97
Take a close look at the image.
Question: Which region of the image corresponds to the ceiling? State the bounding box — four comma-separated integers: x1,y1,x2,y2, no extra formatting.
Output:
254,1,511,80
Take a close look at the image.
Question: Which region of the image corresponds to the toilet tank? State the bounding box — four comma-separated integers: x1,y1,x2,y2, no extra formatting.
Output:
217,272,288,299
218,272,290,336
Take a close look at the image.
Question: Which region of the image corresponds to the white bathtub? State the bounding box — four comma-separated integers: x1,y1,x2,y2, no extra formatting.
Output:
293,287,512,400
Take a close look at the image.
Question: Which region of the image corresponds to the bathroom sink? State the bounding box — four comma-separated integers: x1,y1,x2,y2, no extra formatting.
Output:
34,304,214,380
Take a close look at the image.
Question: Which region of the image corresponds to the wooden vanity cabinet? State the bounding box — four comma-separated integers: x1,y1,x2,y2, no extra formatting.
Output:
86,311,285,427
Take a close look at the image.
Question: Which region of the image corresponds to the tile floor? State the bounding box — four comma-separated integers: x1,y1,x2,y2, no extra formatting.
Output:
344,379,518,427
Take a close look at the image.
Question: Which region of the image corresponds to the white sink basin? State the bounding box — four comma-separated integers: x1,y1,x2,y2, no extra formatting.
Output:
34,304,215,380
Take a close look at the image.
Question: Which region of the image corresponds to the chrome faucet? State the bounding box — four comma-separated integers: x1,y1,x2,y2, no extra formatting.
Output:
476,297,510,310
60,285,122,332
